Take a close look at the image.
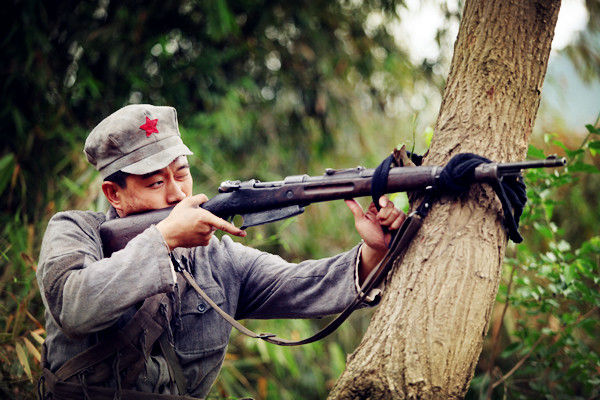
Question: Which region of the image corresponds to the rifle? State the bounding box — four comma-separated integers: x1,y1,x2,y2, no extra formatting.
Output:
100,155,566,255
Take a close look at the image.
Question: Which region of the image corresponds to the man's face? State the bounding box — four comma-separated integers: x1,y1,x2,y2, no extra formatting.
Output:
110,156,193,216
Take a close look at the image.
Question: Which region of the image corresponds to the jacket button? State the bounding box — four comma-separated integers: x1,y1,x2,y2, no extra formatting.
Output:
197,304,207,312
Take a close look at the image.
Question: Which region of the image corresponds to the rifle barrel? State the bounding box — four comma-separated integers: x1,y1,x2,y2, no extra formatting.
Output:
496,156,566,173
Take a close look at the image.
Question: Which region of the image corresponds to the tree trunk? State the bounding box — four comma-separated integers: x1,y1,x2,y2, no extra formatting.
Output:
329,1,560,398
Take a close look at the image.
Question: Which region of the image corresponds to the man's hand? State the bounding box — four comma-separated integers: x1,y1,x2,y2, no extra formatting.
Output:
156,194,246,250
345,196,406,283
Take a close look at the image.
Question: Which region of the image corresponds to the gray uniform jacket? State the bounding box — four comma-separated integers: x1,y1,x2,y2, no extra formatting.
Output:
37,207,366,398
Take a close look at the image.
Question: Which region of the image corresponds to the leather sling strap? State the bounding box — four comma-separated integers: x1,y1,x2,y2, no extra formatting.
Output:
180,192,433,347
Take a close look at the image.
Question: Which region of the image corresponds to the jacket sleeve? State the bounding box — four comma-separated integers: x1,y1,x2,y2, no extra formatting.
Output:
36,211,175,337
216,236,363,320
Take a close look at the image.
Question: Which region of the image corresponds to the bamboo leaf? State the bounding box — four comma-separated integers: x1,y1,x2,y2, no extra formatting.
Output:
26,310,44,330
15,342,33,382
30,330,45,345
23,337,41,362
60,176,86,197
5,314,14,332
0,153,15,196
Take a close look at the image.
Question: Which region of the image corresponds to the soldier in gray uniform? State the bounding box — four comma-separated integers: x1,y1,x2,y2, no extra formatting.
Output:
37,104,405,399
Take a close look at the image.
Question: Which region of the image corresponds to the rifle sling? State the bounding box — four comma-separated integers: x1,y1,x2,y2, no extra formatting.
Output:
181,199,429,347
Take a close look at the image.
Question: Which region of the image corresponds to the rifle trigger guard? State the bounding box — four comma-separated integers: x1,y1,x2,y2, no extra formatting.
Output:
240,205,305,229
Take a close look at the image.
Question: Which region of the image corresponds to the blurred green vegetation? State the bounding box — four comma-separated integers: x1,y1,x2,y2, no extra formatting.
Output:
467,121,600,400
1,1,599,399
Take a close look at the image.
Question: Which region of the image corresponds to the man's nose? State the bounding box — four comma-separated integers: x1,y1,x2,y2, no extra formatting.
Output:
166,179,187,204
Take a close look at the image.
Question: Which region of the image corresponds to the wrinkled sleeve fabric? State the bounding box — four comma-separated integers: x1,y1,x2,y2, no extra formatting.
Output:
37,211,175,337
212,236,363,320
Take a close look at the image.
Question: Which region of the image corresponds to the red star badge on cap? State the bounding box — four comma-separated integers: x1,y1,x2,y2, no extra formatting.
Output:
139,117,159,137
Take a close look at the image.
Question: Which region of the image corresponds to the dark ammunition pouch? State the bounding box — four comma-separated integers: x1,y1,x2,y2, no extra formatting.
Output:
39,274,198,400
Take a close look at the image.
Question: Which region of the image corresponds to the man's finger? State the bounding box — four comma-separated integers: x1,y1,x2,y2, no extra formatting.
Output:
377,204,394,221
205,213,246,237
378,198,402,222
378,196,389,209
344,199,365,219
390,213,406,230
366,201,379,215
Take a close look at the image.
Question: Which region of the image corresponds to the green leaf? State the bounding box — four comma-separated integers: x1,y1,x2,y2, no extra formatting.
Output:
423,126,434,147
565,148,584,159
569,162,599,173
277,349,297,378
328,343,347,376
500,342,521,358
541,327,554,335
60,176,86,197
0,153,15,196
527,144,546,159
588,140,600,150
534,222,553,239
390,192,409,213
563,264,577,285
207,0,239,40
585,124,600,135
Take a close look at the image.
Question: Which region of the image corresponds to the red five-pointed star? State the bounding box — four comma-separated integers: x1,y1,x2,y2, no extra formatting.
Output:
139,117,159,137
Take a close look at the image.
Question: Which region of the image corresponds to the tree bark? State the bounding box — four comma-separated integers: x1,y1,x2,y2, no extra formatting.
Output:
329,1,561,398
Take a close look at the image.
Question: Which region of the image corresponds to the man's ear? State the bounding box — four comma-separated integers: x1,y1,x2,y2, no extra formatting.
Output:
101,181,124,212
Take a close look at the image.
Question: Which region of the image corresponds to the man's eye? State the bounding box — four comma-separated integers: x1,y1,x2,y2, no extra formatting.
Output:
148,181,163,188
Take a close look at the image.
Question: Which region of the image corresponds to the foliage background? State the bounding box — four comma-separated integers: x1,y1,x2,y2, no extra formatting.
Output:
0,0,598,399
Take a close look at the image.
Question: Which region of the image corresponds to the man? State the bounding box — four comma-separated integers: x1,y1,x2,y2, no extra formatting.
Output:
37,104,405,399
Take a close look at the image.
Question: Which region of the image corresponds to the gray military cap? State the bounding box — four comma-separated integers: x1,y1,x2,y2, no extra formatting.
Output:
84,104,193,178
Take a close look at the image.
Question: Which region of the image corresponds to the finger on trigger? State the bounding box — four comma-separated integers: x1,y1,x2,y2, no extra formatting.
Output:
211,215,246,237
